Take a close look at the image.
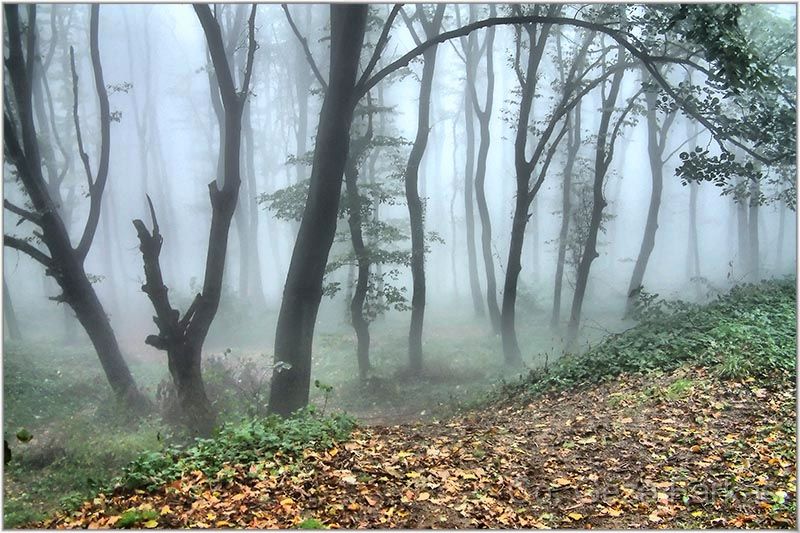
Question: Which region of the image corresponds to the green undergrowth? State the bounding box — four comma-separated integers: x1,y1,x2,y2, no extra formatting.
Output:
500,278,796,401
116,408,355,492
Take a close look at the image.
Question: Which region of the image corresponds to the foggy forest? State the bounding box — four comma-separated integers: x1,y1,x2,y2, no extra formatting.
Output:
2,2,797,529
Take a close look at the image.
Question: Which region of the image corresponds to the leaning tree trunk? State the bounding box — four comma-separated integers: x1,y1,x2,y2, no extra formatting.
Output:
551,105,581,327
500,193,530,365
268,5,368,417
3,274,22,341
624,86,668,317
3,5,149,412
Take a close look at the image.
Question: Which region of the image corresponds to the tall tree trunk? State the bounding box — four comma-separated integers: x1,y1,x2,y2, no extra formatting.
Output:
776,199,785,271
403,5,445,375
736,179,749,278
529,195,540,285
500,21,546,366
134,5,258,434
461,11,484,317
687,180,701,295
501,194,529,364
551,105,581,327
234,176,251,299
243,100,267,309
624,84,671,317
566,47,626,346
3,275,22,341
345,140,371,380
471,7,500,333
450,117,459,297
499,13,559,366
268,5,367,417
748,177,760,281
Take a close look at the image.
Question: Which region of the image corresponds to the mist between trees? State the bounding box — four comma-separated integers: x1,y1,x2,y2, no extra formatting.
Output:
3,4,796,434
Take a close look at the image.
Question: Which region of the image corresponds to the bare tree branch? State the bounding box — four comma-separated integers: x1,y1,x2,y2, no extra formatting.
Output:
280,4,327,92
356,13,778,164
75,5,112,262
356,4,402,91
240,4,258,98
194,4,239,110
607,84,647,167
4,234,52,267
69,46,93,190
399,7,422,47
4,199,41,226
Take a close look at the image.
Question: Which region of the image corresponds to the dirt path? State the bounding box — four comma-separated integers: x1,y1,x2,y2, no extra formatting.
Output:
42,366,796,529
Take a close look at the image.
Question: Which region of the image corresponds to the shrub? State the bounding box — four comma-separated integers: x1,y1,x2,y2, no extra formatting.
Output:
500,279,796,401
117,408,355,491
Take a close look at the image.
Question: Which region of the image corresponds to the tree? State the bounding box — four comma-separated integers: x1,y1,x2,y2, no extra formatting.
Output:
268,5,368,416
550,28,585,328
3,5,149,412
623,70,678,317
132,4,257,435
567,41,639,346
400,4,446,375
454,4,484,318
467,4,501,334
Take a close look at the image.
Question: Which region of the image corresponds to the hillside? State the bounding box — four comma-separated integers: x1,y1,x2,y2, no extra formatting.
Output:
38,280,797,529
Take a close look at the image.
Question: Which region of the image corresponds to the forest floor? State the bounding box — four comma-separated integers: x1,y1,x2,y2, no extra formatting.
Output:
11,279,797,529
40,364,796,529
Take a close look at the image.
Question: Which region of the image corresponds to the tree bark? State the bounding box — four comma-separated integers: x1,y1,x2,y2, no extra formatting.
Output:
687,181,701,283
243,99,268,309
344,132,372,380
268,5,368,417
460,7,484,318
500,16,558,365
736,177,749,278
748,177,760,281
775,199,785,271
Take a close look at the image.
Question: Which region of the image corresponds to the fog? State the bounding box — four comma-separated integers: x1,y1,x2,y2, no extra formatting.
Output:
3,4,796,415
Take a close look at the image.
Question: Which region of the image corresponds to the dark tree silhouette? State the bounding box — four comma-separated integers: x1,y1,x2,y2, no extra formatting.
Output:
133,4,257,435
624,71,678,317
3,5,149,412
268,5,369,417
400,4,446,375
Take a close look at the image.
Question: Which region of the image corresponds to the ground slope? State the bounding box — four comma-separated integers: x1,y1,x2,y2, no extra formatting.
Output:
41,365,795,529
